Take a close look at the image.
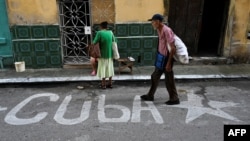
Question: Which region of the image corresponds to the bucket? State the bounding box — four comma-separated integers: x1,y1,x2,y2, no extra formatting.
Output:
14,61,25,72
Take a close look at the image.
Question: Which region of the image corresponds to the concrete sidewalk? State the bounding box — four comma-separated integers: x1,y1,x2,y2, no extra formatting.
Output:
0,64,250,84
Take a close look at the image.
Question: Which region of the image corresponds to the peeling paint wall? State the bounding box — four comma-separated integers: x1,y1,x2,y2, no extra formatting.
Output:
91,0,166,23
115,0,164,23
91,0,115,24
6,0,165,25
6,0,58,25
225,0,250,63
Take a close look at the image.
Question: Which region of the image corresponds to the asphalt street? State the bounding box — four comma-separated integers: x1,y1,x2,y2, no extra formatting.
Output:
0,79,250,141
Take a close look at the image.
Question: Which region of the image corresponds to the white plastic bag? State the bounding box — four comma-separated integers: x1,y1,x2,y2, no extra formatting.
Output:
112,41,120,60
168,35,189,64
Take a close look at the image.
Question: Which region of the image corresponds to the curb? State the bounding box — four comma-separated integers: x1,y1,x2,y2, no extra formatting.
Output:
0,74,249,84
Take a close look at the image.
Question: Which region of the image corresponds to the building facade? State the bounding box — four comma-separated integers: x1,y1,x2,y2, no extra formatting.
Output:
0,0,249,69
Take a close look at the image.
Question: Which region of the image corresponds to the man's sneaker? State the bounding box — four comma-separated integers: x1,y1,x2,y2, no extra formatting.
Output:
165,99,180,105
140,95,154,101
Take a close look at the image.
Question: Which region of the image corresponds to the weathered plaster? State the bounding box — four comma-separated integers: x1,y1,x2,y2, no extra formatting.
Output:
91,0,115,24
6,0,58,25
224,0,250,63
115,0,164,23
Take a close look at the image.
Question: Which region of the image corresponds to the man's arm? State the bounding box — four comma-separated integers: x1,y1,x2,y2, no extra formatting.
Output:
166,42,176,72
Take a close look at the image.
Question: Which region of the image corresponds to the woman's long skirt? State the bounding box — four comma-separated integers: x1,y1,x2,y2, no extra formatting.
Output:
97,58,114,79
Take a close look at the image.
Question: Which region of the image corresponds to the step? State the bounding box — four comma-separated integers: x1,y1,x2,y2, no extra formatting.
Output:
63,63,92,69
175,57,228,65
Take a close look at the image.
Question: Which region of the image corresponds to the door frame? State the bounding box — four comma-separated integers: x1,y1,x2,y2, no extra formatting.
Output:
217,0,230,56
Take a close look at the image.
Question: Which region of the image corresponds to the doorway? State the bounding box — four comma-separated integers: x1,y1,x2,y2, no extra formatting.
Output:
168,0,230,56
57,0,91,65
197,0,230,56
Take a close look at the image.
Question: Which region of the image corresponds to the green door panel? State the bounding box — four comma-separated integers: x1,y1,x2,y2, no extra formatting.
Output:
0,37,6,44
0,0,13,56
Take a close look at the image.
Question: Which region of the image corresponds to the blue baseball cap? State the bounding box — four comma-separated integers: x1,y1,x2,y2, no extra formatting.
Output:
148,14,164,22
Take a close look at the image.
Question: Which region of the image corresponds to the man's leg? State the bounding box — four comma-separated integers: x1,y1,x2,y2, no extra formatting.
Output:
141,68,163,101
164,70,180,105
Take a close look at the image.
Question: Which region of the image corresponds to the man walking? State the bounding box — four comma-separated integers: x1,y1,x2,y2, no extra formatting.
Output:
140,14,180,105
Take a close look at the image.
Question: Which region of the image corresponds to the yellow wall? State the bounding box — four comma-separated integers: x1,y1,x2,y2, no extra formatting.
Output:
115,0,164,23
6,0,164,24
233,0,250,42
224,0,250,59
6,0,58,25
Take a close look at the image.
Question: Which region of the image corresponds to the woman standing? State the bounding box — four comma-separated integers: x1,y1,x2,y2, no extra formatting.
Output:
92,21,114,89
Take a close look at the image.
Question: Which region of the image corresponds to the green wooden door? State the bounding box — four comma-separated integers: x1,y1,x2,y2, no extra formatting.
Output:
0,0,13,68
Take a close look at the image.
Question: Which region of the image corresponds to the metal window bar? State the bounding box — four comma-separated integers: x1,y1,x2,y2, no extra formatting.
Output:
58,0,92,64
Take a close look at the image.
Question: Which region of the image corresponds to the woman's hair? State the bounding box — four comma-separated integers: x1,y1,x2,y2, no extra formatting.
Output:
100,21,108,29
